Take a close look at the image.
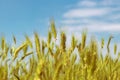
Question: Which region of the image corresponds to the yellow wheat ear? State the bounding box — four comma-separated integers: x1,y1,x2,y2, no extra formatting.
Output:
1,36,5,50
25,35,33,48
13,35,16,44
60,32,66,52
50,19,57,40
107,36,113,53
71,35,77,51
13,42,27,60
47,31,52,45
81,30,87,49
101,38,104,49
34,32,41,58
20,51,33,61
114,44,117,55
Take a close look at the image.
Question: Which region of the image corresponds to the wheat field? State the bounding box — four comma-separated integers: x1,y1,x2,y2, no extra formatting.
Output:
0,21,120,80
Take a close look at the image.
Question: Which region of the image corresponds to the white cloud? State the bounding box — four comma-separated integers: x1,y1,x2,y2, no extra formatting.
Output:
63,8,109,18
101,0,120,6
58,0,120,36
108,14,120,20
61,23,120,32
88,23,120,32
61,0,120,32
78,1,97,7
101,0,113,5
61,18,107,25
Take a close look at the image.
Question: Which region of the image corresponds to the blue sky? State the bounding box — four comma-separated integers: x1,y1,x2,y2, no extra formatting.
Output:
0,0,120,45
0,0,76,39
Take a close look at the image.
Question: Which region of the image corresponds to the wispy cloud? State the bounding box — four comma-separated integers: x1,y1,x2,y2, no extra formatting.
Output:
61,0,120,32
108,13,120,20
77,1,97,7
63,8,109,18
101,0,120,6
61,23,120,32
